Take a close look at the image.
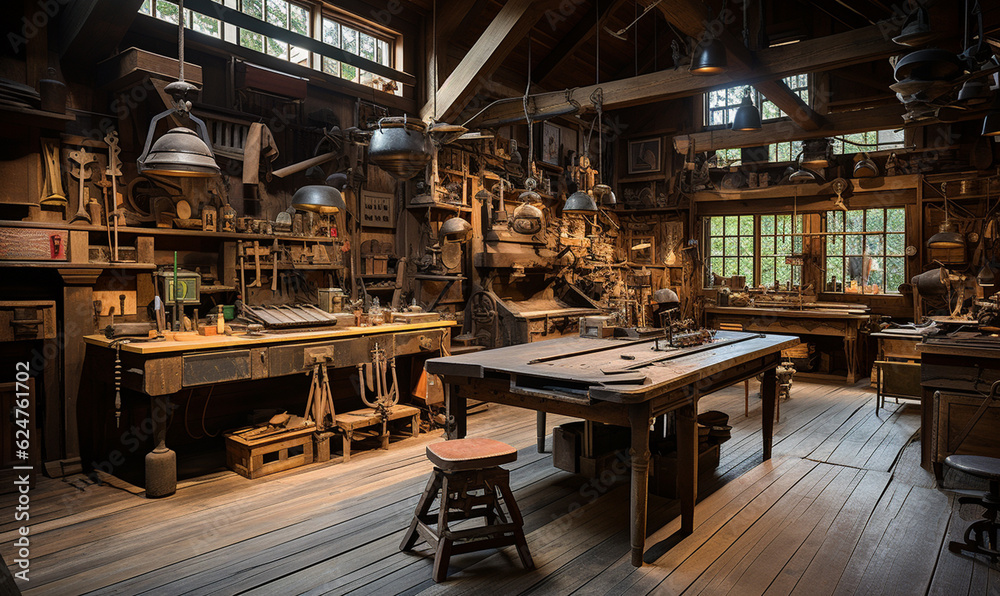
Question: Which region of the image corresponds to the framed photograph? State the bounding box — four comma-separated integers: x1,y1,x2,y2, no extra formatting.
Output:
360,190,396,228
541,121,561,165
628,137,661,175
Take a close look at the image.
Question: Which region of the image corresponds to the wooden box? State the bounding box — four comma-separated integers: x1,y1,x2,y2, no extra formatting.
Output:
553,421,631,477
364,255,389,275
225,425,315,479
650,443,720,499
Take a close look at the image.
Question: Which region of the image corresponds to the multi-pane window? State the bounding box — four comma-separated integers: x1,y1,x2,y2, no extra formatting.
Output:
825,208,906,293
706,75,809,129
320,16,392,89
832,129,905,155
237,0,309,65
139,0,222,38
138,1,401,95
760,214,803,287
705,216,755,287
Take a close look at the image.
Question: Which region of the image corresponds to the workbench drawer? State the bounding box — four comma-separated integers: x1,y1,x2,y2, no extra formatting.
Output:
183,350,252,386
394,330,443,356
268,337,399,377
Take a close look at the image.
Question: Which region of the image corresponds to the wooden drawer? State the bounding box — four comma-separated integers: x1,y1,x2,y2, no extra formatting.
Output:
0,301,56,342
879,337,921,360
183,350,252,386
269,336,400,377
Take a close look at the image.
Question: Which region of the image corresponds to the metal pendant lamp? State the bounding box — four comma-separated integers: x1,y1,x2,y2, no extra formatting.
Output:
291,185,346,214
564,190,598,214
690,37,727,75
927,183,965,249
983,110,1000,136
731,92,762,131
137,0,219,178
978,263,996,287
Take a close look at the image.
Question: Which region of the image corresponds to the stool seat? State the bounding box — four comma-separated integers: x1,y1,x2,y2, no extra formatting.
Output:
945,455,1000,481
426,438,517,471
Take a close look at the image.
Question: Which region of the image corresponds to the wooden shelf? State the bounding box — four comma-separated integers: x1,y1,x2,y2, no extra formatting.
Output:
361,273,396,279
414,274,466,281
406,202,471,213
0,261,156,270
0,220,338,243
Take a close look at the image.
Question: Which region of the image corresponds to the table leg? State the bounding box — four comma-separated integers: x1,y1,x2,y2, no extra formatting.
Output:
446,384,467,440
761,368,776,461
676,404,697,535
844,334,858,383
145,395,177,498
628,402,652,567
536,411,547,453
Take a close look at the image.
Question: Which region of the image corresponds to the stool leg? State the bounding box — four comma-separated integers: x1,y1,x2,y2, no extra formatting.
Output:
401,470,442,552
497,477,534,570
381,420,389,450
433,474,453,582
744,380,749,417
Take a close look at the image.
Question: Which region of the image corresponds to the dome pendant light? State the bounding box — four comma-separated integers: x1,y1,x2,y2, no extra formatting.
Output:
731,92,762,131
137,0,219,177
690,37,727,75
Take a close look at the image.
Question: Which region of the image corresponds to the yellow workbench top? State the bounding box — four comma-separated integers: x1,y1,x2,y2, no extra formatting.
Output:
84,319,457,354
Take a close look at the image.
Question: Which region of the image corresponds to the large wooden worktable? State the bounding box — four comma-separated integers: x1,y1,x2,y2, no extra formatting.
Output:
80,320,455,495
705,306,871,383
425,330,799,567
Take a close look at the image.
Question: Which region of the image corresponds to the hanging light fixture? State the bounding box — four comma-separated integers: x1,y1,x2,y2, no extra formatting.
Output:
983,110,1000,136
291,185,346,214
978,262,996,287
690,37,727,75
928,183,966,249
137,0,220,177
731,91,762,131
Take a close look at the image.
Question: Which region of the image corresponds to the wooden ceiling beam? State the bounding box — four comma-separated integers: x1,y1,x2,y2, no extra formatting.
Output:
677,104,908,152
420,0,546,123
532,0,628,86
465,23,900,128
655,0,825,131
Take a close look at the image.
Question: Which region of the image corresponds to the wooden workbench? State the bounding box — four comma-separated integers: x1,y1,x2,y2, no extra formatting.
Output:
705,306,872,383
426,330,799,567
80,320,455,495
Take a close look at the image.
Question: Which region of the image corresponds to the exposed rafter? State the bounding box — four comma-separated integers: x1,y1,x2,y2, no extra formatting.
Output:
532,0,628,86
654,0,825,131
420,0,545,123
465,24,900,129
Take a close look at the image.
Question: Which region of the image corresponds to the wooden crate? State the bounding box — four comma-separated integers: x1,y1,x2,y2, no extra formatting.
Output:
225,425,315,479
650,443,720,499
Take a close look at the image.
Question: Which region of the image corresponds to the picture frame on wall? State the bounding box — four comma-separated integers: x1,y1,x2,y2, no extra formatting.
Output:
541,121,561,165
360,190,396,228
628,137,661,175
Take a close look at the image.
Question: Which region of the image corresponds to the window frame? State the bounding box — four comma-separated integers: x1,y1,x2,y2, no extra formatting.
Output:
138,0,403,96
705,74,811,131
823,207,907,295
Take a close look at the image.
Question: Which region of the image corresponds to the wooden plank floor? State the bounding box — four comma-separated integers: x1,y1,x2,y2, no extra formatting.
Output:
2,380,997,595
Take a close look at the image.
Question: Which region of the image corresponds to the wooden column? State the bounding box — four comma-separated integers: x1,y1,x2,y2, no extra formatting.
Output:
56,267,102,469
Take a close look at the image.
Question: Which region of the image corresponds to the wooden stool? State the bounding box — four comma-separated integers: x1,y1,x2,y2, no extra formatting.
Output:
945,455,1000,560
400,438,534,582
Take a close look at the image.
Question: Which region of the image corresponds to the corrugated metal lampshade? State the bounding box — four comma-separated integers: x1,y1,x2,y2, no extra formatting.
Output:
690,38,727,75
564,191,598,214
291,185,345,214
138,126,220,177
